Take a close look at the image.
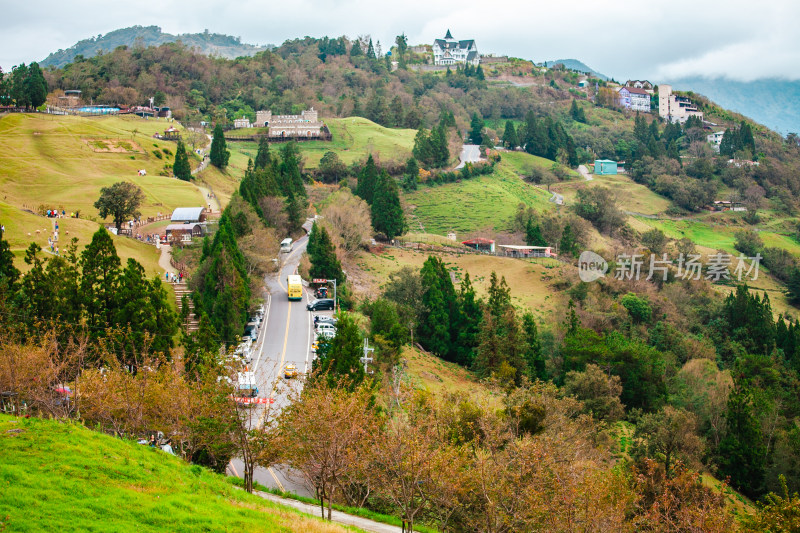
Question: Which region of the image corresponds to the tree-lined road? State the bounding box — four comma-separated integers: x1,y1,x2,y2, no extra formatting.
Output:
229,233,319,496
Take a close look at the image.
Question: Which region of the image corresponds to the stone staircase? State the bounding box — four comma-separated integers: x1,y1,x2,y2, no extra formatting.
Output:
173,283,199,333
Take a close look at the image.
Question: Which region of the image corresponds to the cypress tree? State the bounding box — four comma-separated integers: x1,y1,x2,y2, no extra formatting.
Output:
308,223,345,283
209,123,230,169
172,139,192,181
349,39,363,57
366,39,376,59
356,154,379,204
24,62,47,109
469,112,484,144
503,120,518,149
525,219,547,247
371,171,405,239
430,124,450,167
412,127,432,167
402,157,419,191
254,136,271,169
559,224,578,256
454,272,482,367
522,312,545,380
476,65,485,81
284,189,304,233
419,256,451,358
717,383,767,498
80,229,121,340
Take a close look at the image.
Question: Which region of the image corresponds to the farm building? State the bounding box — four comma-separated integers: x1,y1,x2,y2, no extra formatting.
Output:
462,238,495,253
594,159,618,175
165,223,205,242
498,245,557,258
171,207,207,223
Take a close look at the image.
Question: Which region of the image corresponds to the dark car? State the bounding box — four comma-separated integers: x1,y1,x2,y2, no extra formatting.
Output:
307,298,334,311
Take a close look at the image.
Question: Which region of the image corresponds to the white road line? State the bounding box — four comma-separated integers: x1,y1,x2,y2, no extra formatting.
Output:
252,292,271,373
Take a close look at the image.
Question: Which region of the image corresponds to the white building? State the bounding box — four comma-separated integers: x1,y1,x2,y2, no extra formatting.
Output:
432,30,479,66
617,86,651,113
707,131,725,152
658,84,703,123
233,117,252,129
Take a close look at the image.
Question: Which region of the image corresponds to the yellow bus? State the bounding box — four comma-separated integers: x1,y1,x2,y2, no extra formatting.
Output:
287,274,303,301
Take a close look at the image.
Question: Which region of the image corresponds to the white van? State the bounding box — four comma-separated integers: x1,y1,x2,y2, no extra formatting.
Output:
316,323,337,336
280,238,293,253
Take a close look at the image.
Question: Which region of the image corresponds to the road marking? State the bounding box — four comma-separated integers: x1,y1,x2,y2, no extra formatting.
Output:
268,467,286,492
253,292,271,373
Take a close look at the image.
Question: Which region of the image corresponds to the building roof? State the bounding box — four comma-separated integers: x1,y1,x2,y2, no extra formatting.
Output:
445,29,453,39
466,51,478,61
462,238,495,245
498,245,551,250
165,223,202,232
594,159,617,164
619,86,649,95
171,207,205,222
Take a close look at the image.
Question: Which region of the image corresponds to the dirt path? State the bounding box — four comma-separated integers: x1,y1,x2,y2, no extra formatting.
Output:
578,164,593,181
195,184,221,212
158,244,177,277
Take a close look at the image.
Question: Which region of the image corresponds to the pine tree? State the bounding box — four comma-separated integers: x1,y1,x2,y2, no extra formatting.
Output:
356,154,379,204
419,256,451,358
570,100,587,123
469,112,484,144
24,62,48,109
254,136,271,169
371,171,405,239
503,120,518,149
402,157,419,191
522,312,545,380
0,229,20,290
172,139,192,181
279,141,305,198
559,224,578,256
210,123,230,169
633,114,648,144
349,39,363,57
284,189,304,233
412,127,432,167
80,228,122,339
366,39,376,59
308,223,345,283
389,95,404,128
525,219,547,246
476,65,485,81
717,382,767,498
487,272,511,321
454,272,482,367
313,312,365,388
430,124,450,167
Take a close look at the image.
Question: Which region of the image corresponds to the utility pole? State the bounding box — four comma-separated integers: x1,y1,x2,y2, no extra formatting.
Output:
360,338,374,374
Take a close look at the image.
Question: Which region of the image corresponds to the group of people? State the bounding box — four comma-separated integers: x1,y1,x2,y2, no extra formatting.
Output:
165,271,184,283
139,433,176,455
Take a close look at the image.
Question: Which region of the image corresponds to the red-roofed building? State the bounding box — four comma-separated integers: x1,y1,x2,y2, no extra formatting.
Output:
462,238,495,253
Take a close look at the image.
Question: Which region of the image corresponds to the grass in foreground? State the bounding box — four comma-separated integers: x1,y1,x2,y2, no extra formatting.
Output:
0,415,356,533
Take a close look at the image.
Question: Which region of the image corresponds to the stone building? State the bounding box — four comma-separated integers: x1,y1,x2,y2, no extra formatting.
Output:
254,108,323,138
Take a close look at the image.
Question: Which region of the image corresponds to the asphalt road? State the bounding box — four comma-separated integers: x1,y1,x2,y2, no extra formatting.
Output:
229,233,331,497
456,143,481,169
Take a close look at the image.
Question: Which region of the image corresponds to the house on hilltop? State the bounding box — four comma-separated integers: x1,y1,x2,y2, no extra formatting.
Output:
253,108,324,138
625,80,654,93
433,30,479,66
617,86,651,113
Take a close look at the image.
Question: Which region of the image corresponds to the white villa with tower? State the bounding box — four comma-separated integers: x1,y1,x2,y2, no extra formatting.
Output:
432,30,480,66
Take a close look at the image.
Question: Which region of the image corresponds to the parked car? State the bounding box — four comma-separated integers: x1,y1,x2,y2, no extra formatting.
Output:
244,323,258,342
284,364,298,379
307,298,334,311
316,330,335,340
315,323,336,336
313,315,337,327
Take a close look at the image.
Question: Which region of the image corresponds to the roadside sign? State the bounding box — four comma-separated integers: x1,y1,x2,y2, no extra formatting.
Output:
232,397,274,404
312,279,327,284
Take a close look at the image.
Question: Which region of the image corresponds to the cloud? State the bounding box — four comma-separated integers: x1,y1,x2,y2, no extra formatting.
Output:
1,0,798,82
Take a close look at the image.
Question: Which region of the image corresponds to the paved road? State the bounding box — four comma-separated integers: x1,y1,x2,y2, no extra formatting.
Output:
456,144,482,169
253,491,402,533
229,233,321,497
578,164,593,181
549,190,564,205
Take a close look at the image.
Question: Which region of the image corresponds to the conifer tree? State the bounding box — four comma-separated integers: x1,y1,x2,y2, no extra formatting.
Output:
80,228,122,339
559,224,578,256
349,38,363,57
503,120,518,149
402,157,419,191
0,229,20,290
210,123,230,169
525,219,547,247
412,127,432,167
430,124,450,167
469,112,484,144
308,223,345,283
522,312,545,380
454,272,482,367
371,171,405,239
356,154,379,204
313,312,365,387
284,189,304,233
366,39,376,59
717,382,767,498
419,256,451,358
172,139,192,181
24,62,48,109
476,65,485,81
254,136,271,169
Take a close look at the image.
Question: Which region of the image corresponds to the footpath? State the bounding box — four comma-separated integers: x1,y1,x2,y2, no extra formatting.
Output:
252,491,402,533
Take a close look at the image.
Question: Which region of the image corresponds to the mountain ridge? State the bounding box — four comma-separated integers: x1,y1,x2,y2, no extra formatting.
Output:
40,25,271,68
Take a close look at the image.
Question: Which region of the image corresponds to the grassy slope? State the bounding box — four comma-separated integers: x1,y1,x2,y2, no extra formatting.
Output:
0,114,204,219
404,158,554,235
0,415,355,533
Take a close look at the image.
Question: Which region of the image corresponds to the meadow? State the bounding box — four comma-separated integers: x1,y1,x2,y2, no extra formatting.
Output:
0,415,353,533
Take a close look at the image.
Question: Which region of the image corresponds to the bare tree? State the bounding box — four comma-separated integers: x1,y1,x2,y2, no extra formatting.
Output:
321,190,371,258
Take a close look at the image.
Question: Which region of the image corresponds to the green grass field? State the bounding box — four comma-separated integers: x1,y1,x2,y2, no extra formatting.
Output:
404,161,554,235
552,172,672,216
0,415,354,533
0,114,205,220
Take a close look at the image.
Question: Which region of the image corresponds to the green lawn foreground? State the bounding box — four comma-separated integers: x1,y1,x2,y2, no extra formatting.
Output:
0,415,356,533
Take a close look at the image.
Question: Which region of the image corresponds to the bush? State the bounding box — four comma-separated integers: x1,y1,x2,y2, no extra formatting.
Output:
621,293,652,323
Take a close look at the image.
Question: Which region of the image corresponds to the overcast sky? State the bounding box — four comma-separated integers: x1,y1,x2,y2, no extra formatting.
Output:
2,0,798,82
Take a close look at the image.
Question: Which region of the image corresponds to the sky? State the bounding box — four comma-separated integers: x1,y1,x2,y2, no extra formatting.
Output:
2,0,799,82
